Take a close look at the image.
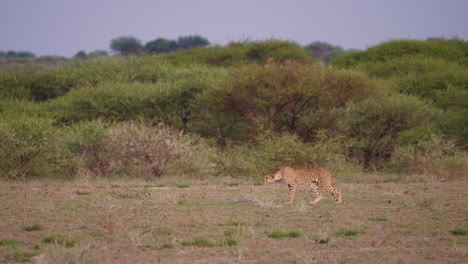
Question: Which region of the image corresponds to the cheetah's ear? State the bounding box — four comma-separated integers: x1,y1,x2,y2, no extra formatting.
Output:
273,171,282,180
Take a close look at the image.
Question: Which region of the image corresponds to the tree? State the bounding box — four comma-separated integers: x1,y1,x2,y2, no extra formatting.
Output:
110,36,143,55
339,94,437,169
304,41,344,63
177,35,210,49
145,38,178,54
17,51,35,58
6,51,17,58
88,50,109,58
74,50,87,59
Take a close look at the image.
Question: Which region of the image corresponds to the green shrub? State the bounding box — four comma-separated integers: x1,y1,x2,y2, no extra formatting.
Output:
58,120,111,177
159,40,314,66
219,131,349,178
48,65,224,128
333,39,467,68
244,40,313,64
0,117,56,179
196,62,378,143
339,94,438,169
438,108,468,147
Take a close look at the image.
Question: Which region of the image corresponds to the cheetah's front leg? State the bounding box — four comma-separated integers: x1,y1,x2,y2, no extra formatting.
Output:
286,184,297,204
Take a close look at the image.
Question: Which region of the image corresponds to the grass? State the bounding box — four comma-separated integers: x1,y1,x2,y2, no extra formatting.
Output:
175,182,190,188
23,224,42,231
0,177,466,263
368,216,388,222
337,228,363,237
450,228,467,236
42,235,77,248
267,230,302,239
0,238,22,247
5,248,37,262
180,237,217,247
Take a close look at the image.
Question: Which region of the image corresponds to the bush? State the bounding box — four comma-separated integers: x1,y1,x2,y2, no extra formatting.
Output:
159,40,314,66
196,62,378,144
58,120,111,177
108,122,191,177
338,94,438,169
0,117,56,179
219,132,348,178
332,39,467,68
48,65,224,128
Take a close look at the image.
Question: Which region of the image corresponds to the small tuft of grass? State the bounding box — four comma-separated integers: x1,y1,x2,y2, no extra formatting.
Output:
308,234,331,244
161,243,174,249
368,216,388,222
222,237,239,247
175,182,190,188
23,224,42,232
75,190,92,196
180,237,216,247
450,228,467,236
0,238,22,247
42,235,77,248
5,248,37,262
337,228,363,237
317,237,330,244
226,182,239,186
267,230,302,239
156,184,166,187
177,199,187,206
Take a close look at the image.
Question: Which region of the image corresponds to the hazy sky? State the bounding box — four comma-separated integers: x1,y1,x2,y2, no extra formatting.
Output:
1,0,467,57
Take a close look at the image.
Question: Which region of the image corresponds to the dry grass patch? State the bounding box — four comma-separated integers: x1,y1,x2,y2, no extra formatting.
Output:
0,177,467,263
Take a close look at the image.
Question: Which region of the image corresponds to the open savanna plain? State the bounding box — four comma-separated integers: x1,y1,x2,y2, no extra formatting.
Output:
0,177,467,264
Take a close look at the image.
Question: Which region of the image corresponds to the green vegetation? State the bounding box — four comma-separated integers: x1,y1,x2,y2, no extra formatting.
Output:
180,237,217,247
0,239,22,247
0,38,467,180
449,228,467,236
337,228,363,237
266,230,302,239
23,224,42,231
42,235,77,248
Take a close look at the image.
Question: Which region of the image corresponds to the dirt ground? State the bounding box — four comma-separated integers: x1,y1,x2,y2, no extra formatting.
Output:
0,177,467,263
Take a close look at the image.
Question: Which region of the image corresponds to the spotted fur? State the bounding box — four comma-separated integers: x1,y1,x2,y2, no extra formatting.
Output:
264,166,342,204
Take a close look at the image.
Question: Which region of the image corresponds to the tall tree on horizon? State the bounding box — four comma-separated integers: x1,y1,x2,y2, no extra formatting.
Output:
110,36,143,55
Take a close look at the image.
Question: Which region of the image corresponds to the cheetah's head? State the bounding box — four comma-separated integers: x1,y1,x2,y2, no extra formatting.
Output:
263,171,282,183
263,174,275,184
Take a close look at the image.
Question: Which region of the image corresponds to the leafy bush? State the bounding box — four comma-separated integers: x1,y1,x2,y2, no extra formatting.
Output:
338,94,438,169
0,117,56,179
219,132,348,178
48,65,224,129
197,62,378,143
389,135,466,178
58,120,111,177
159,40,314,66
333,39,467,68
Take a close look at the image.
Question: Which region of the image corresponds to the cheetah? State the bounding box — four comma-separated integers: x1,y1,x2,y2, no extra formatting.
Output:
264,166,342,204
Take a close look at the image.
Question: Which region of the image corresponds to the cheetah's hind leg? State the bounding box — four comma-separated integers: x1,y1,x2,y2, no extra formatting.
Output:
309,183,323,204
